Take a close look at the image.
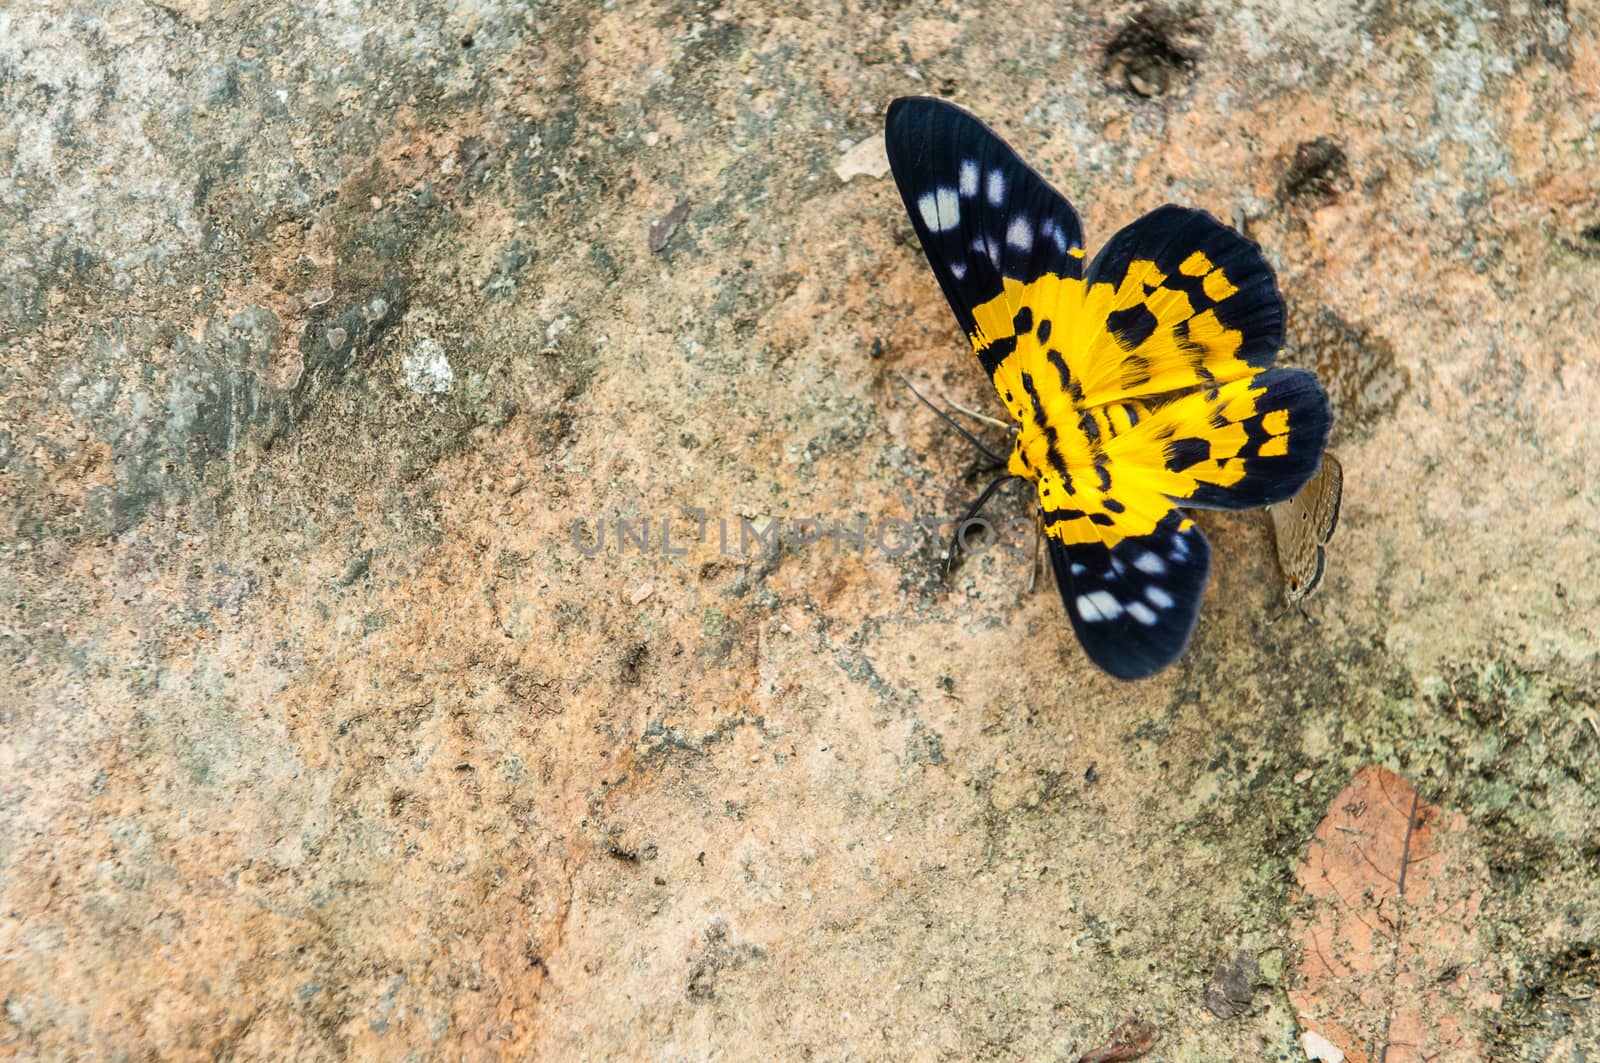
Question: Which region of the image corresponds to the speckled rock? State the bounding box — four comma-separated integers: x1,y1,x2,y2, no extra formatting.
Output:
2,1,1597,1059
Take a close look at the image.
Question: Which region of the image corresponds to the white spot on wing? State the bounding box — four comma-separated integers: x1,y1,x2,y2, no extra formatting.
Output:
1005,216,1033,252
1041,218,1069,255
959,160,979,197
1135,551,1167,575
1146,586,1174,609
917,187,962,232
949,260,967,280
1076,590,1123,622
1127,601,1158,626
986,169,1006,206
937,187,960,227
1070,563,1086,577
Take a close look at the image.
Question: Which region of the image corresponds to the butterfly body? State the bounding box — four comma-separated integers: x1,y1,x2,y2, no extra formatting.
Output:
885,97,1332,678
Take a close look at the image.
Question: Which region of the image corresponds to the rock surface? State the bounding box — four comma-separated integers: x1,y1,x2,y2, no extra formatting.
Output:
2,1,1597,1058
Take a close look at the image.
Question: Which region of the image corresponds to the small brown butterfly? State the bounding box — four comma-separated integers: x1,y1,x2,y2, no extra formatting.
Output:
1270,451,1343,603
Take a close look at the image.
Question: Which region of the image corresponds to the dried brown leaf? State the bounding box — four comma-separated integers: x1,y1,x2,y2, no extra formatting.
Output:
1077,1017,1160,1063
1288,766,1502,1062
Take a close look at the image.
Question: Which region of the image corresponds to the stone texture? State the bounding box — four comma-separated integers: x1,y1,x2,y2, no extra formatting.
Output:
1,1,1597,1058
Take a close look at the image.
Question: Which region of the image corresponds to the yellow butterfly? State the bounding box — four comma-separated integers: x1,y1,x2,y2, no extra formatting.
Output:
886,97,1332,678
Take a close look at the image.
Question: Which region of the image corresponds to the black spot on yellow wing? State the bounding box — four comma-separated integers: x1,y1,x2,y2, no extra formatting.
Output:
1079,407,1102,444
1049,512,1211,680
1167,436,1210,471
1091,457,1112,492
1106,303,1159,350
978,335,1018,378
1019,371,1073,492
1044,348,1081,403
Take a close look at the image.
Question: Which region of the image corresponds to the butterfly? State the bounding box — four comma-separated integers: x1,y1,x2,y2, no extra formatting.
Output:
884,97,1332,679
1270,451,1343,603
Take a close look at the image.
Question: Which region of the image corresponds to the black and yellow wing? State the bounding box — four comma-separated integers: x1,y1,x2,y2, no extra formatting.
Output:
885,96,1086,378
885,96,1331,679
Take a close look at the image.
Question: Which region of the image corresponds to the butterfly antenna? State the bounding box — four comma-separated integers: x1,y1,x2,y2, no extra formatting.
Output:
897,372,1009,467
943,473,1020,575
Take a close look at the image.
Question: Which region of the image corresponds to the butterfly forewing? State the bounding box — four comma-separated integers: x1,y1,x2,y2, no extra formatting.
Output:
884,97,1086,378
1049,512,1211,680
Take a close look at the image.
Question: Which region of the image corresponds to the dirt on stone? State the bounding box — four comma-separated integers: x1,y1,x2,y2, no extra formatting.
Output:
2,1,1598,1059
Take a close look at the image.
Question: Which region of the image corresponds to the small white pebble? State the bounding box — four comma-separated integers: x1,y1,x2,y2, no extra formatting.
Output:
627,582,654,605
834,133,889,182
1302,1030,1346,1062
402,337,453,394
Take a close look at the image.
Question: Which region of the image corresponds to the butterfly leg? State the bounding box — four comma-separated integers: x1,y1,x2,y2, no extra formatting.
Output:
1027,508,1043,595
943,473,1019,575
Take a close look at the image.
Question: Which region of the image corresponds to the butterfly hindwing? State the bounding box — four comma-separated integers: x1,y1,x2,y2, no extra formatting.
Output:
1048,511,1212,680
1161,366,1331,510
1031,366,1331,559
1073,205,1286,408
885,97,1086,378
1104,366,1332,512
